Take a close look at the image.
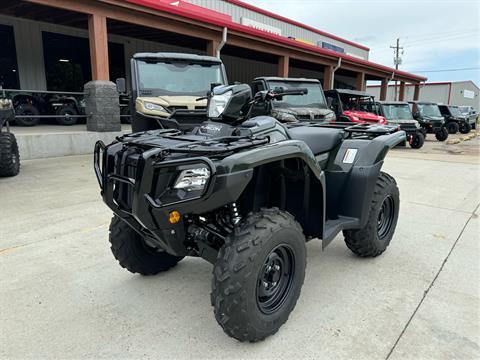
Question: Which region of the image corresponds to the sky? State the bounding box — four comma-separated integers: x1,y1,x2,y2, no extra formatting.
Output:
242,0,480,85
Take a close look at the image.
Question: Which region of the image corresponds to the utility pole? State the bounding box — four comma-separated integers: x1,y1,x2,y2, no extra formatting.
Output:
390,38,403,100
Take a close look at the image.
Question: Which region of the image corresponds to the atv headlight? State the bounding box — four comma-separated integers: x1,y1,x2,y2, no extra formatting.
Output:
174,167,210,192
208,91,232,118
144,102,168,113
324,111,336,121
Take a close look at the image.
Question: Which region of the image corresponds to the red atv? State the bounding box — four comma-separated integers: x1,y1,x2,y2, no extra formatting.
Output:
324,89,387,125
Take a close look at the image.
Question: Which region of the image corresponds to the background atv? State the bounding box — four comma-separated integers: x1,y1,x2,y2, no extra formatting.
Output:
324,89,387,125
0,99,20,177
116,52,228,132
250,77,336,123
376,101,424,149
95,84,404,342
409,101,448,142
438,104,473,134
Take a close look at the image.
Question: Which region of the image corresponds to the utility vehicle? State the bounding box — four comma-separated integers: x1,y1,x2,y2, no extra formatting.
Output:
375,101,424,149
324,89,387,124
250,77,335,123
95,84,404,342
115,52,228,132
409,101,448,141
459,106,478,128
438,104,472,134
0,98,20,177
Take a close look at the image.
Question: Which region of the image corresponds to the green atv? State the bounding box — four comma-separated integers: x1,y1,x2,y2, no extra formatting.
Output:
0,99,20,177
409,101,448,141
95,84,404,342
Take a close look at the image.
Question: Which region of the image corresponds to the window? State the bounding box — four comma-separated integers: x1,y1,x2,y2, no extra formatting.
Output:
42,31,125,92
0,24,20,89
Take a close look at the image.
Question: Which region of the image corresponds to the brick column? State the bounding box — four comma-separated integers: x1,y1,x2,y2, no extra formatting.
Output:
355,72,366,91
380,78,388,101
413,84,420,101
399,81,406,101
277,55,289,77
323,66,334,90
88,14,109,81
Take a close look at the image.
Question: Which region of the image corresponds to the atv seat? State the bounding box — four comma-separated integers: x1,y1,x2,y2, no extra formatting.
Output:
287,126,344,154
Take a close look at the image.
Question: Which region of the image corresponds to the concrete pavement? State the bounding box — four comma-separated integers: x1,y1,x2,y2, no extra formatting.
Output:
0,141,479,359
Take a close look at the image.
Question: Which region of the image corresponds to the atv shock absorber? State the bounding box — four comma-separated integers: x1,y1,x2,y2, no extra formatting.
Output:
230,202,241,225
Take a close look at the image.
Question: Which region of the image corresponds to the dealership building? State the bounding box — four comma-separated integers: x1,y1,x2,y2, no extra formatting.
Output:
367,81,480,111
0,0,427,142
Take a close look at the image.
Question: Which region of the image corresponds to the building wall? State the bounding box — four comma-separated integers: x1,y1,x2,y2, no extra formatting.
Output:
187,0,369,60
0,14,205,91
367,81,480,111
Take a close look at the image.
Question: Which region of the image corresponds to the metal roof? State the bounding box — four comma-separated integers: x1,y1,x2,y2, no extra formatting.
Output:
133,52,222,63
255,77,320,83
324,89,374,97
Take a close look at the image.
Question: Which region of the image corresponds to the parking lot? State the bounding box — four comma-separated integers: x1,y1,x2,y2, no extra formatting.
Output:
1,133,479,359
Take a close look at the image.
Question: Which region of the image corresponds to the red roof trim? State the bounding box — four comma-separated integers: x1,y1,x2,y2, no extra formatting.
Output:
225,0,370,51
126,0,427,81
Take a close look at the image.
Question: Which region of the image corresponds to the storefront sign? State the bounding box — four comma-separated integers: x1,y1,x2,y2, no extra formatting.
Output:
320,42,345,54
241,17,282,35
463,89,475,99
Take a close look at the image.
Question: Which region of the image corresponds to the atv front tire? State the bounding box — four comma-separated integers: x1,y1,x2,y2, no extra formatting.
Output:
56,105,78,126
343,172,399,257
459,122,472,134
109,216,184,275
212,208,306,342
409,132,424,149
15,103,40,126
0,132,20,177
446,122,459,134
435,127,448,142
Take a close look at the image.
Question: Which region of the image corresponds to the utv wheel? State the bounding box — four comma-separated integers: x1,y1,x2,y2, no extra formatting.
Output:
109,216,184,275
420,128,427,138
409,132,424,149
211,208,306,342
435,127,448,142
15,104,40,126
446,122,459,134
343,172,399,257
0,132,20,177
459,122,472,134
56,105,78,126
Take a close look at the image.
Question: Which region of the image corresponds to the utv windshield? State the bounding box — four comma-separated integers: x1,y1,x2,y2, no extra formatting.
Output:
269,81,327,109
136,60,224,96
417,103,442,117
381,104,414,120
449,106,462,116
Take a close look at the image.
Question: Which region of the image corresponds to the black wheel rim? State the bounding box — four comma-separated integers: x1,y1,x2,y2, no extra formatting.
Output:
256,244,295,315
377,195,395,240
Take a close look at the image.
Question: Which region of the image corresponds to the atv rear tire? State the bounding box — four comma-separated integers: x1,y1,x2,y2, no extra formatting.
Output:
446,122,459,134
15,103,40,126
409,132,424,149
211,208,306,342
56,105,78,126
0,132,20,177
435,127,448,142
109,216,184,275
459,122,472,134
343,172,399,257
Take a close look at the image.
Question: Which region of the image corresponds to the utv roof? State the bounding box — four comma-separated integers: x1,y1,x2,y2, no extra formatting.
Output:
324,89,374,97
255,77,320,83
377,101,409,105
133,52,222,63
408,100,438,105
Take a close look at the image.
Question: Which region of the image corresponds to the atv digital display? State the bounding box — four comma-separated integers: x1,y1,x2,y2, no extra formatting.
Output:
268,81,327,109
136,60,224,96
